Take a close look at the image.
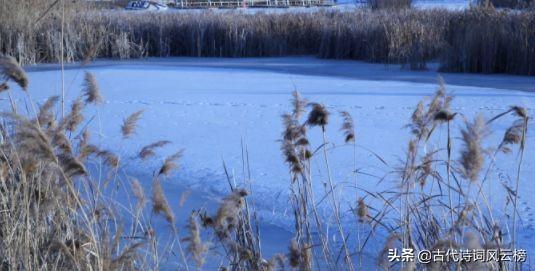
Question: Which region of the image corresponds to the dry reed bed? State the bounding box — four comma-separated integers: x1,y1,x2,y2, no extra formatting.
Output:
1,5,534,75
0,53,532,269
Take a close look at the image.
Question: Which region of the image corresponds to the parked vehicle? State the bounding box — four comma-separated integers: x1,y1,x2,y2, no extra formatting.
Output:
125,1,169,10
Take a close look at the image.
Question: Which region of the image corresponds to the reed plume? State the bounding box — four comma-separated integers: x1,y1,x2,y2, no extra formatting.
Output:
131,178,146,210
288,239,311,270
214,188,248,234
64,97,85,132
289,239,300,268
356,198,369,223
500,120,524,152
38,96,59,126
291,91,307,119
96,149,119,168
82,72,103,105
282,113,306,142
281,140,303,176
139,140,171,160
417,150,435,187
158,150,183,176
10,114,57,164
121,110,143,138
428,79,450,117
52,130,74,154
511,105,528,119
152,179,175,224
58,154,87,178
0,56,28,90
340,111,355,143
410,101,426,136
506,105,529,255
409,84,451,140
79,143,99,162
434,109,455,122
459,115,487,182
185,212,209,268
306,103,329,128
179,190,191,208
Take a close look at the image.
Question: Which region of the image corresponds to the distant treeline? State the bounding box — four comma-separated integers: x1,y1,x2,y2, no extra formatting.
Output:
1,6,534,75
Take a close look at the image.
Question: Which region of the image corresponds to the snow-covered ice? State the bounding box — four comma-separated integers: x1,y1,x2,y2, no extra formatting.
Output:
13,57,535,265
123,0,470,14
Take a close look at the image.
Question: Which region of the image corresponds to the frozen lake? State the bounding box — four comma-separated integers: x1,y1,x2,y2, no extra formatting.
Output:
15,56,535,266
118,0,470,13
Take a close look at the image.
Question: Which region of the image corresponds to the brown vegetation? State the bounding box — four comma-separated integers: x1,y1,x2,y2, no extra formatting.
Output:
368,0,412,10
478,0,534,8
0,2,534,75
0,17,532,269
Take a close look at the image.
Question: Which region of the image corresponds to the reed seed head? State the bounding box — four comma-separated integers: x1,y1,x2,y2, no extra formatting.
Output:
356,198,368,222
64,97,85,132
340,111,355,143
501,120,524,147
214,188,248,234
434,109,456,122
289,239,300,268
38,96,59,127
121,110,143,138
59,154,87,178
11,115,57,164
158,150,183,176
131,178,146,210
288,239,311,270
281,140,303,176
151,179,175,224
291,91,307,119
96,149,119,168
139,140,171,160
82,72,103,105
306,103,329,127
511,105,528,119
0,56,28,90
282,113,306,142
186,212,208,268
459,115,487,182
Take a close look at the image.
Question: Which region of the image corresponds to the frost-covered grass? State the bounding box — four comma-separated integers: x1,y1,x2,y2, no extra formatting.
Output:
1,56,534,270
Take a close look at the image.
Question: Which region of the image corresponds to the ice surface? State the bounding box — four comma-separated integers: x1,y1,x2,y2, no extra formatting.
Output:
14,56,535,264
116,0,470,14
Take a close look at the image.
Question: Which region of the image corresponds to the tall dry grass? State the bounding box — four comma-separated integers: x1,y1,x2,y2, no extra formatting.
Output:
276,79,530,270
1,3,534,75
0,53,531,269
368,0,412,10
478,0,534,9
441,7,535,75
0,54,291,270
0,55,150,270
